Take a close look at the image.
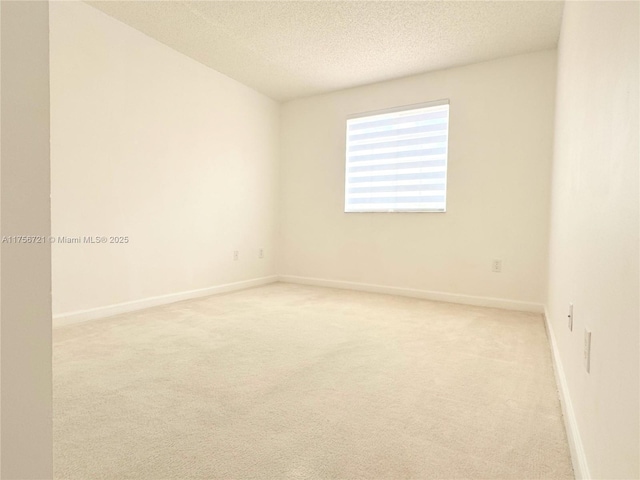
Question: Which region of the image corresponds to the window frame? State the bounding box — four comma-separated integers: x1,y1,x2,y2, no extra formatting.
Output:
344,99,450,214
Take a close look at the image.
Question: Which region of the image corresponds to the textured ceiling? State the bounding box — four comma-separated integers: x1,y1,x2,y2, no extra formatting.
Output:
87,1,564,101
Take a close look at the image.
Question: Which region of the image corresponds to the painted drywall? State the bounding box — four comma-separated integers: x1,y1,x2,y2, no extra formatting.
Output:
279,50,556,306
1,3,2,472
0,1,2,470
50,1,279,317
0,1,52,476
546,2,639,478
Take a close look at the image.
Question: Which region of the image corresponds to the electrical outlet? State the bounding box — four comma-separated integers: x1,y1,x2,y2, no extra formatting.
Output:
568,303,573,331
258,248,264,259
584,328,591,373
233,250,239,261
491,259,502,273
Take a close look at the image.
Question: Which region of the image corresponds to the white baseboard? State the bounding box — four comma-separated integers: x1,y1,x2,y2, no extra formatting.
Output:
53,275,279,327
544,307,591,480
278,275,544,313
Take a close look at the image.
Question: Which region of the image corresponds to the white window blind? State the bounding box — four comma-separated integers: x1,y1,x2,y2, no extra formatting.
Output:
344,100,449,213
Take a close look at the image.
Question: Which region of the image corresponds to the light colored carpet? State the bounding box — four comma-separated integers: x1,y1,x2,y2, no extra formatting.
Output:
54,283,574,479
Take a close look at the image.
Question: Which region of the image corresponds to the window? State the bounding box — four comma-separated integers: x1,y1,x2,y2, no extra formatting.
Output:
344,100,450,213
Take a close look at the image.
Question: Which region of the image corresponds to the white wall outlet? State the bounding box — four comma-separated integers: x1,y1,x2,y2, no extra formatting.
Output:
233,250,239,261
584,328,591,373
568,303,574,331
258,248,264,259
491,259,502,273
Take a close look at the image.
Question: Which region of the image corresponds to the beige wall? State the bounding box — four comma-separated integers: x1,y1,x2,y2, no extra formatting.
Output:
279,50,557,308
50,2,280,318
0,1,52,477
546,2,639,478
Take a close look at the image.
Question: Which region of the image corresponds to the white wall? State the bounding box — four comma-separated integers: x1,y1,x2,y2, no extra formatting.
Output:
1,1,52,476
50,2,279,318
546,2,639,479
279,50,557,309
